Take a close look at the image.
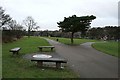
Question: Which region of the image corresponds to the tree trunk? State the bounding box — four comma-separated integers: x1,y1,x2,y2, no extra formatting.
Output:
81,31,86,38
28,30,30,38
71,32,74,44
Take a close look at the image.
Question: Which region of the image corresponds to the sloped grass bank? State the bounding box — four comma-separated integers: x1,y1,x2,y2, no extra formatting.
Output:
92,41,118,57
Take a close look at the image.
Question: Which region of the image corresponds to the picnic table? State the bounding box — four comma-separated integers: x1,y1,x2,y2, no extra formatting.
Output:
38,46,55,51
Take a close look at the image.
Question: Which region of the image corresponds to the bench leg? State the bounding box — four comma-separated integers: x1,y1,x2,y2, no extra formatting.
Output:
39,48,42,52
13,52,17,55
16,51,19,55
13,52,16,55
51,48,53,51
37,61,43,67
56,62,61,68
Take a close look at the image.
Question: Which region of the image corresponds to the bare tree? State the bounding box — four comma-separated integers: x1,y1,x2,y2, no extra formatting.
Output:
23,16,36,37
8,20,17,30
0,7,11,28
8,20,23,30
33,26,40,31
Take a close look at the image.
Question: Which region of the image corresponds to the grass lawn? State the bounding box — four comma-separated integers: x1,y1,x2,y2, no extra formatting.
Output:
92,41,119,57
48,37,118,57
47,37,98,45
2,36,78,78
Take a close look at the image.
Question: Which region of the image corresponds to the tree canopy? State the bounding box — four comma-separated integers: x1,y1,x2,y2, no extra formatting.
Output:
87,26,119,40
57,15,96,44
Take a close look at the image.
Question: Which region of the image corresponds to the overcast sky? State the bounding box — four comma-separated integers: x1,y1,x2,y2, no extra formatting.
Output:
0,0,119,30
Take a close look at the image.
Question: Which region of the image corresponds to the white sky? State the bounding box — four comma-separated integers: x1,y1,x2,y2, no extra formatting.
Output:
0,0,119,30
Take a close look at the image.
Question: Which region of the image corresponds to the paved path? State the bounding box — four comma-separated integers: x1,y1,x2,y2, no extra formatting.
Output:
44,38,118,78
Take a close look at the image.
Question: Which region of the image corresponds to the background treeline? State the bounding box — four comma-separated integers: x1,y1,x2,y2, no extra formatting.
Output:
0,7,40,43
39,26,119,41
0,7,25,43
1,6,119,43
87,26,119,40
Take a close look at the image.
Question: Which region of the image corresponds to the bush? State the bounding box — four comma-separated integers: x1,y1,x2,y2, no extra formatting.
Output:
2,30,24,43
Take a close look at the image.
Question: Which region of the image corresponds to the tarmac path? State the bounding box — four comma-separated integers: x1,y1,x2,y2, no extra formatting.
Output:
44,38,118,78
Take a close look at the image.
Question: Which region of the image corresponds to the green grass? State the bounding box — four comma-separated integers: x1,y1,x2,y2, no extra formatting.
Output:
2,36,78,78
47,37,98,45
92,41,119,57
48,37,119,57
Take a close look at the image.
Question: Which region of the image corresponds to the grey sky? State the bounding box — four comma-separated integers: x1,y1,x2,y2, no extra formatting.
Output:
0,0,119,30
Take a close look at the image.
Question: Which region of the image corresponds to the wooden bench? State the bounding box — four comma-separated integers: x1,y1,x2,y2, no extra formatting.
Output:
38,46,55,51
31,58,67,68
9,47,21,55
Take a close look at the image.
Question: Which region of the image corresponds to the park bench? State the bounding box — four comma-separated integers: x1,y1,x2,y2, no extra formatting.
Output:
9,47,21,55
38,46,55,51
31,58,67,68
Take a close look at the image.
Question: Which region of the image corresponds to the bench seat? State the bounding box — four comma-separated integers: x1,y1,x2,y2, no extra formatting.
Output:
31,58,67,68
38,46,55,51
10,47,21,55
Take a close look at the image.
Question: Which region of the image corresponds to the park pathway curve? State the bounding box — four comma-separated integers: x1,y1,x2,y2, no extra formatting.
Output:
44,38,118,78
